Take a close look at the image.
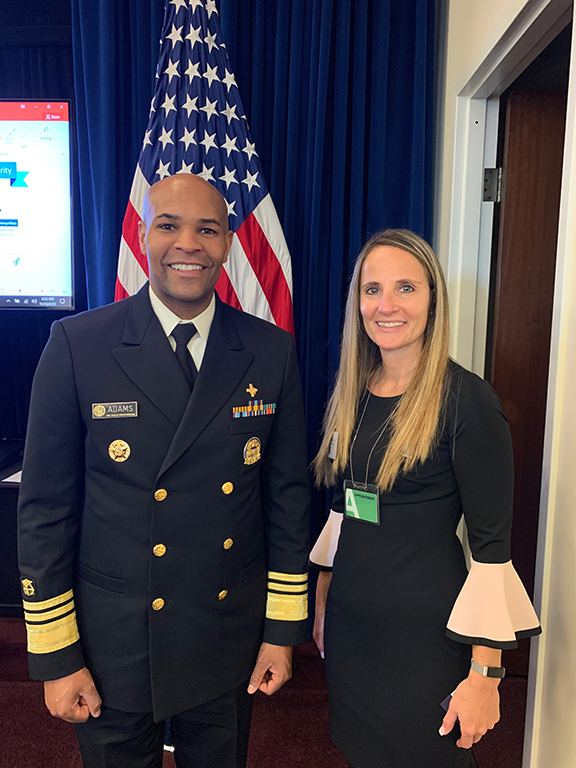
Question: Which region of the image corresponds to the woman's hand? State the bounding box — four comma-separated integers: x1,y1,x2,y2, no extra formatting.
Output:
440,671,500,748
313,570,332,657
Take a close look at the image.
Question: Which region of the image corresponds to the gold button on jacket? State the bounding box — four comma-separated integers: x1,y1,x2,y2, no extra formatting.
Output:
153,544,167,557
223,538,233,550
152,598,165,611
218,590,228,601
154,489,168,501
221,482,233,495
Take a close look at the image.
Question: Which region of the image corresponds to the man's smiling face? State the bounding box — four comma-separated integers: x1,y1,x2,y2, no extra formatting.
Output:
138,174,233,319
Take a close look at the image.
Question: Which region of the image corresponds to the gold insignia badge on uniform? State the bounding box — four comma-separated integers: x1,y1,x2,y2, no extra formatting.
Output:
93,402,138,419
243,437,261,465
246,382,258,397
108,439,131,462
21,578,36,598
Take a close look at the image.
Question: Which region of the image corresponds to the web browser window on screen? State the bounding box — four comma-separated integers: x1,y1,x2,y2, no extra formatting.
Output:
0,101,73,309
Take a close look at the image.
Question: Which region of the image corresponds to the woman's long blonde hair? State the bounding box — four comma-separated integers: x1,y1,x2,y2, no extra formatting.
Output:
313,229,450,492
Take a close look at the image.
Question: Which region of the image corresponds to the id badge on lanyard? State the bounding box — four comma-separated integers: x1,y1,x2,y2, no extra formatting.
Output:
343,480,380,525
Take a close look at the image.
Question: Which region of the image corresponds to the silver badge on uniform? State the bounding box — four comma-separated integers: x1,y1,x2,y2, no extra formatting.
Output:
93,402,138,419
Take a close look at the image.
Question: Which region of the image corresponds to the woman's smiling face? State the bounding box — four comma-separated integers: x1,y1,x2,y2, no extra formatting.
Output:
360,245,431,360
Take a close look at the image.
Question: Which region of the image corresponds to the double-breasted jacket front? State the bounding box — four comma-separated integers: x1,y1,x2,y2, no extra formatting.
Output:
18,287,310,720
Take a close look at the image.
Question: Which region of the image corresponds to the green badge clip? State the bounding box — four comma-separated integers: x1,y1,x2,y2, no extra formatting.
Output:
344,480,380,525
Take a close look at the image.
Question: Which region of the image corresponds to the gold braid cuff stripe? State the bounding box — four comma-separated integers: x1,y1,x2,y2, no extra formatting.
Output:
25,600,75,624
266,592,308,622
26,611,80,655
23,588,74,612
268,581,308,593
267,571,308,584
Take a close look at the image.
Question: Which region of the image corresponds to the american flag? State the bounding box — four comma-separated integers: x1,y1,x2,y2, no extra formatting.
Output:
116,0,294,334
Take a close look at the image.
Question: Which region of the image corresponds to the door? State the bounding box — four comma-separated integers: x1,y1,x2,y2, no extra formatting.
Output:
488,89,567,675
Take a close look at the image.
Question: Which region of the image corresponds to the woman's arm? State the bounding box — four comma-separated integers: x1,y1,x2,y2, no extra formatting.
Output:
313,570,332,657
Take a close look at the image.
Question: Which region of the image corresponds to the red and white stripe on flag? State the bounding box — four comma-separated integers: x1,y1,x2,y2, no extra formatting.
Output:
115,0,294,335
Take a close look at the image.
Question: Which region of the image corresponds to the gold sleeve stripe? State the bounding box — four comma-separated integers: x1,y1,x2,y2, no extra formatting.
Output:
268,581,308,593
267,571,308,584
26,611,80,655
23,588,74,612
266,592,308,622
25,600,75,624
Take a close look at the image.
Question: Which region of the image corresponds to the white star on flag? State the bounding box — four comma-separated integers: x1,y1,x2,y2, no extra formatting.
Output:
170,0,187,12
222,103,239,124
198,163,215,182
205,0,218,19
158,127,174,149
161,93,177,116
204,30,218,52
189,0,203,11
219,167,239,189
164,59,180,83
203,64,220,87
242,170,260,192
186,24,202,48
200,97,218,122
242,140,258,161
221,135,239,156
179,127,197,150
166,24,183,47
143,130,153,147
156,159,171,179
181,94,198,116
184,61,200,83
200,131,218,152
177,160,194,173
222,69,237,91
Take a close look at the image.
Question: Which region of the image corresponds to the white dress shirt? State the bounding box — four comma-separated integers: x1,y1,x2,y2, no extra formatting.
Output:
149,287,215,371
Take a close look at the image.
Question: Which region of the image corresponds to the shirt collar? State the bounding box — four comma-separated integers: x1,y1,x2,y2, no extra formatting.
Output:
149,286,216,343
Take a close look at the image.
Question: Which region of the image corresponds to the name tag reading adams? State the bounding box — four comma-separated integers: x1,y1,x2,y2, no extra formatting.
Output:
92,402,138,419
343,480,380,525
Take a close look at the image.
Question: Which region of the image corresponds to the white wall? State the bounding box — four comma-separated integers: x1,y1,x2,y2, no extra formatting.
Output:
529,21,576,763
434,0,536,264
433,1,576,766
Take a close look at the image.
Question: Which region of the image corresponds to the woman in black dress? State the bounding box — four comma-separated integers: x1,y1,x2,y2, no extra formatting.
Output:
311,229,540,768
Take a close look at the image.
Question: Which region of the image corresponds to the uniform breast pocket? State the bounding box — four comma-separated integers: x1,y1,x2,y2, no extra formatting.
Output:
229,416,274,435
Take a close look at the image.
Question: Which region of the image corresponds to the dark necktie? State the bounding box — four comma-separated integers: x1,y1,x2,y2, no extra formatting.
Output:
171,323,198,390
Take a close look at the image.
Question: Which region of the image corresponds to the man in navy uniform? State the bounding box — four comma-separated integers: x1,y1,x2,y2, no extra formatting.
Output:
18,174,310,767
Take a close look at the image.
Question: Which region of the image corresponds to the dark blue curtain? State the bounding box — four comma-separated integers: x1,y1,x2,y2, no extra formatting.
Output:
220,0,435,473
71,0,435,540
71,0,164,308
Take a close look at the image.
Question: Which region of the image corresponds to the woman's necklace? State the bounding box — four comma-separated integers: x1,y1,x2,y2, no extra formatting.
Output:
349,388,396,490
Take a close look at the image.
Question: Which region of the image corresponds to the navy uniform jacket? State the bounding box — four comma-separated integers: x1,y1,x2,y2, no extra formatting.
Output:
18,286,310,721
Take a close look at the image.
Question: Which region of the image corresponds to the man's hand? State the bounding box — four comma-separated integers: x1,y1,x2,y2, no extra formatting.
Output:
247,643,292,696
44,667,102,723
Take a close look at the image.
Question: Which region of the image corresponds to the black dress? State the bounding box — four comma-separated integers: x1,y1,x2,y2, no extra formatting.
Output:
322,362,535,768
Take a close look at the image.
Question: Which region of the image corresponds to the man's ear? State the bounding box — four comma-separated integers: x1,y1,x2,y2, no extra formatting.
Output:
223,230,233,264
137,220,147,256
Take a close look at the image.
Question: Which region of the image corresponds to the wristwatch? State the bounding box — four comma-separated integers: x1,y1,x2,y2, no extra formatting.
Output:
470,659,506,679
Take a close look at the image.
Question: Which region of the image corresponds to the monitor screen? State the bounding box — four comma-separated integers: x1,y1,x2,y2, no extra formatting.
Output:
0,101,73,309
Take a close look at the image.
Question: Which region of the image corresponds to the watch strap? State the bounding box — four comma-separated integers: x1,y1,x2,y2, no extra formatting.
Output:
470,659,506,678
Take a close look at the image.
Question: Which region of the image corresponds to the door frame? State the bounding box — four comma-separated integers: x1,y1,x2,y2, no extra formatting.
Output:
443,1,575,765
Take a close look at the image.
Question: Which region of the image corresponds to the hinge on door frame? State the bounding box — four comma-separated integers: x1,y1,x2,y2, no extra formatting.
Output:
483,168,503,203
